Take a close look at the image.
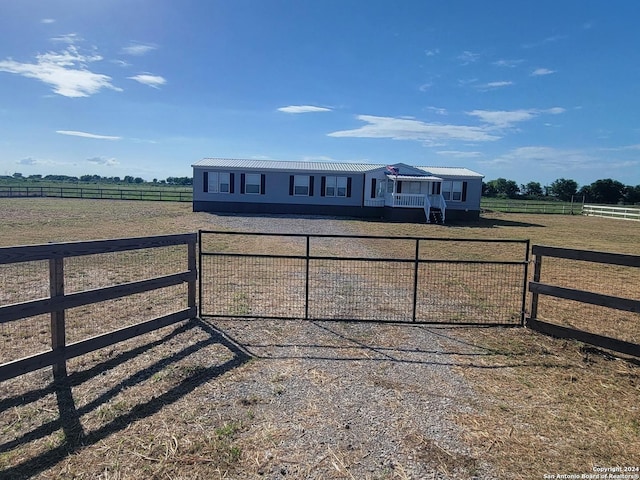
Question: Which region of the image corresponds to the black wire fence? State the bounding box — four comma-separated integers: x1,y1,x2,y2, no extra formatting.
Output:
199,231,530,325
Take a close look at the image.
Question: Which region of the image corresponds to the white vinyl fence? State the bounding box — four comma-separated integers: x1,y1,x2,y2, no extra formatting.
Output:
582,204,640,221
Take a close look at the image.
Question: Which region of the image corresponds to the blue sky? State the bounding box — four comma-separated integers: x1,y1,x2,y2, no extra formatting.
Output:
1,0,639,187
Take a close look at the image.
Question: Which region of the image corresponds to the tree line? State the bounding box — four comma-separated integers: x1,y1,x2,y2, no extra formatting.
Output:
3,173,193,186
483,177,640,205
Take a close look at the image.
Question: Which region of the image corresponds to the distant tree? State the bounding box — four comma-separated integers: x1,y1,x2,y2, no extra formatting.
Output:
134,177,144,184
589,178,625,204
623,185,640,204
485,178,519,198
12,172,23,179
152,178,158,183
549,178,578,201
28,174,42,180
577,185,592,201
123,175,134,183
522,181,543,197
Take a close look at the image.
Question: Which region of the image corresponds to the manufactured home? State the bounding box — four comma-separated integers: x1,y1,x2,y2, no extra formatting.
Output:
192,158,484,223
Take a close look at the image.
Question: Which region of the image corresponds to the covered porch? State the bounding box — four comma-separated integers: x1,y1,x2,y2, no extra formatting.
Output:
368,174,448,223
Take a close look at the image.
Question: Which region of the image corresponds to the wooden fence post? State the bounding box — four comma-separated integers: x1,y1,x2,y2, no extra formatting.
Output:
529,252,542,322
49,256,67,379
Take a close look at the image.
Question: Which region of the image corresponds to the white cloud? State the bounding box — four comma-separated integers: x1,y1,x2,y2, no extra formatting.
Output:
418,82,433,92
278,105,332,114
327,115,500,144
0,46,121,97
522,34,567,49
457,50,481,65
51,33,81,44
477,80,514,90
128,74,167,88
467,108,565,128
480,146,597,171
436,150,483,159
424,48,440,57
493,59,523,68
17,157,56,166
121,43,156,56
426,106,448,116
41,18,56,24
531,68,556,76
87,156,119,166
56,130,121,140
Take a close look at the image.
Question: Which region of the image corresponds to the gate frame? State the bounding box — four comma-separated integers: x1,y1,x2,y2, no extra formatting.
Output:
198,230,530,325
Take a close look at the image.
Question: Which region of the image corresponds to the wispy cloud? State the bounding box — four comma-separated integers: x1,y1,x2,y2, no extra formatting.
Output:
476,80,514,90
480,146,598,172
493,59,523,68
278,105,332,114
457,50,481,65
418,82,433,92
17,156,57,166
121,43,156,56
128,74,166,88
426,106,448,116
327,115,500,145
467,108,565,128
522,34,567,49
87,156,119,166
56,130,121,140
0,46,121,97
424,48,440,57
41,18,56,24
531,68,556,76
436,150,483,159
51,33,81,44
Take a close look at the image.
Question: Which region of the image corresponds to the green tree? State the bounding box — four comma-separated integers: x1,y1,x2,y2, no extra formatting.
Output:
589,178,625,204
549,178,578,201
623,185,640,204
485,178,519,198
522,181,543,197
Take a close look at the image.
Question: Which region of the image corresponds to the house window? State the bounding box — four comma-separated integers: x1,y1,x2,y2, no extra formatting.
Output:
325,176,347,197
293,175,310,196
245,173,262,194
207,172,231,193
442,181,465,201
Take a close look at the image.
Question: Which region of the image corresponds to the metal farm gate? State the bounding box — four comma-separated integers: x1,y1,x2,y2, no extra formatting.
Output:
199,231,529,325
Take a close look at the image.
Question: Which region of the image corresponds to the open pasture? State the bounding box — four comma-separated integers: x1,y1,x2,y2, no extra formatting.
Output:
0,198,638,479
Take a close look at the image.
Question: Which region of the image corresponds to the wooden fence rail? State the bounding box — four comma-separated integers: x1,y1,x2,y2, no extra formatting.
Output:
0,233,198,381
527,245,640,357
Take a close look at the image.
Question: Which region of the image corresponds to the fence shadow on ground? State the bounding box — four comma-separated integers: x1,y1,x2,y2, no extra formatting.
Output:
209,319,574,370
0,318,251,480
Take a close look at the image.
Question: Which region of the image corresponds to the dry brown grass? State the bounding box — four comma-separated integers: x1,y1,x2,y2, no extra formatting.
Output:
1,198,639,478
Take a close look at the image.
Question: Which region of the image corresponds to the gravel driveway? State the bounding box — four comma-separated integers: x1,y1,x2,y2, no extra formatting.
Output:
197,214,492,479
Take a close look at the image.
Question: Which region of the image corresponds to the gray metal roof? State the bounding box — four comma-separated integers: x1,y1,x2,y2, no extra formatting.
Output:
192,158,382,172
417,166,484,178
387,175,443,182
192,158,484,178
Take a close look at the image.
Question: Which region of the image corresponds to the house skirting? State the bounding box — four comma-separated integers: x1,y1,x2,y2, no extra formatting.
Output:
193,201,384,218
193,200,481,223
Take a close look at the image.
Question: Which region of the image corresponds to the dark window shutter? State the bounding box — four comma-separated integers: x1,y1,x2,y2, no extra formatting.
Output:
397,181,402,193
320,176,326,197
437,183,441,194
230,173,235,194
371,178,376,198
346,177,352,197
289,175,294,196
240,173,245,194
260,174,266,195
203,172,208,193
462,181,468,201
309,176,314,196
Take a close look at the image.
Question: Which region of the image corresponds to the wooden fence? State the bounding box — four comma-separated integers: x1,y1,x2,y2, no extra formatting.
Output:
582,204,640,221
0,185,193,202
527,245,640,357
0,233,197,381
